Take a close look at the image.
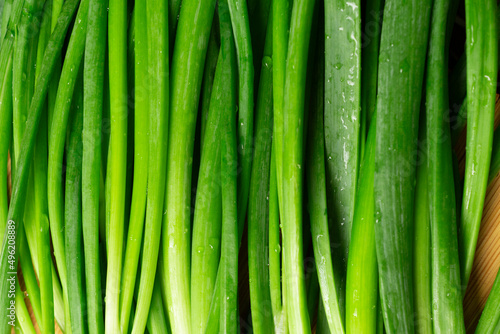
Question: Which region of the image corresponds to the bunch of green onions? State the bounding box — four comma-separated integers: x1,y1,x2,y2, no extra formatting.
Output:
0,0,499,333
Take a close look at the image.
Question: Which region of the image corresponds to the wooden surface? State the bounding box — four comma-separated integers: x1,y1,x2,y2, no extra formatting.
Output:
13,100,500,333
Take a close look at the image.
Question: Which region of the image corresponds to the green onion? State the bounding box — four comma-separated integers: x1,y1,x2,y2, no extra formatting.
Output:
190,31,223,334
270,0,291,330
269,142,286,332
0,51,11,234
161,0,216,331
426,0,465,331
105,0,129,331
0,0,14,235
227,0,254,238
458,0,498,288
373,0,432,332
218,0,238,330
247,7,273,332
33,2,54,331
199,19,219,148
413,127,432,334
82,0,107,332
346,118,378,334
282,0,316,331
145,274,170,333
307,33,344,334
131,0,169,331
119,0,148,331
15,279,36,334
65,75,87,333
324,0,361,281
19,225,42,328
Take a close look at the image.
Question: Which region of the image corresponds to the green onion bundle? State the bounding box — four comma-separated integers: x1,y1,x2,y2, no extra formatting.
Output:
0,0,499,333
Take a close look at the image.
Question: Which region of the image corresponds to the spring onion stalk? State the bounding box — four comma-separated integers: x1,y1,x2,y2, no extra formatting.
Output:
33,2,54,331
272,0,290,210
199,19,220,147
191,39,223,334
161,0,216,331
268,142,287,332
324,0,361,264
301,0,320,176
413,131,432,334
65,78,87,333
47,0,88,310
81,0,107,332
374,0,432,332
360,0,383,156
201,15,254,318
104,0,129,331
15,280,36,334
33,58,54,333
124,16,136,242
219,1,238,331
18,226,42,327
203,270,221,334
306,37,343,334
282,0,316,331
0,3,14,234
324,0,361,284
47,0,64,131
17,5,41,296
451,7,500,146
346,116,378,334
475,268,500,333
46,0,88,329
52,268,66,331
145,274,170,334
459,0,498,289
227,0,254,237
271,0,291,330
248,8,274,332
426,0,465,331
131,0,169,332
0,52,12,234
119,0,148,330
105,143,111,254
0,1,81,331
449,7,499,124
